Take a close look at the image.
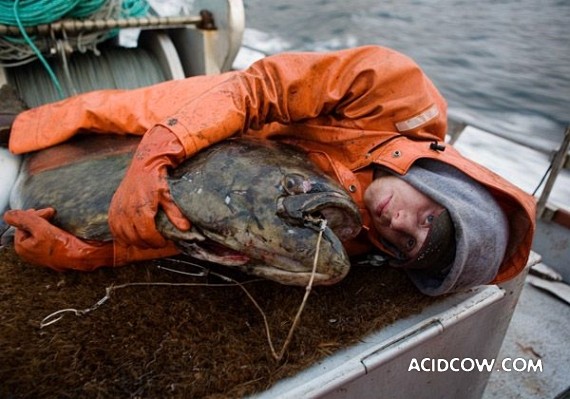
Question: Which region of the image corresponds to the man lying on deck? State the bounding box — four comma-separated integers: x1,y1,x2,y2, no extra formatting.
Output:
1,45,536,296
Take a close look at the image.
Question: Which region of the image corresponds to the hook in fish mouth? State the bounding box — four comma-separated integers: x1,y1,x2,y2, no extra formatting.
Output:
276,192,362,242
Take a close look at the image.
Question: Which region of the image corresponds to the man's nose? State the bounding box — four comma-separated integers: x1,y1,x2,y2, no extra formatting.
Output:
390,210,414,232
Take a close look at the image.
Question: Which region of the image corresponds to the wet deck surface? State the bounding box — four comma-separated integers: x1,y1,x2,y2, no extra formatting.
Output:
455,126,570,399
483,267,570,399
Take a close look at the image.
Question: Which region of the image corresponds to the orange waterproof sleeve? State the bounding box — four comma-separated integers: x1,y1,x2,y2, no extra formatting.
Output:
3,208,180,271
9,46,445,155
108,126,192,248
157,45,448,158
8,74,234,154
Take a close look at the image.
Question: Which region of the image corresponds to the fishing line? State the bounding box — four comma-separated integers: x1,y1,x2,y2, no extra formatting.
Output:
39,219,328,362
39,257,263,329
39,279,250,329
156,264,209,278
10,0,65,99
275,218,326,361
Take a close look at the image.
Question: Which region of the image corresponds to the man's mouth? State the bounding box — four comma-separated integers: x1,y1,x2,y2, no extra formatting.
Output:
375,195,392,218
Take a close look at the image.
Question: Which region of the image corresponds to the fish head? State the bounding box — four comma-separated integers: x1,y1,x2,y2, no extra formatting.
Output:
276,171,362,242
161,138,362,286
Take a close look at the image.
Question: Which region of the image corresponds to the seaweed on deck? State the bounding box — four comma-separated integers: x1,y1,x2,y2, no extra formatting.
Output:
0,248,438,398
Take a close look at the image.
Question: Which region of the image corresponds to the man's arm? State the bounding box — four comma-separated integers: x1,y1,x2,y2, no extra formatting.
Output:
110,45,448,248
5,46,447,262
159,45,447,158
3,208,180,271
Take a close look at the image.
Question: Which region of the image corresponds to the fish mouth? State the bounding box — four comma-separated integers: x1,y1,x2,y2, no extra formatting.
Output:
160,191,361,286
173,190,363,267
276,192,362,241
175,238,251,266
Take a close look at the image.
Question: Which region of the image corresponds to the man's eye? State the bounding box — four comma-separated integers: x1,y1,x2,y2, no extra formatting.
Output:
425,214,435,225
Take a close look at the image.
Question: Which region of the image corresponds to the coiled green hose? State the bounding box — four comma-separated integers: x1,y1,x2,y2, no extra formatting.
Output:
0,0,148,26
0,0,150,99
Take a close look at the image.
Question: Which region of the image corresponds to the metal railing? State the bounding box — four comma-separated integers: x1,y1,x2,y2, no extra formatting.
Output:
536,126,570,219
447,116,570,221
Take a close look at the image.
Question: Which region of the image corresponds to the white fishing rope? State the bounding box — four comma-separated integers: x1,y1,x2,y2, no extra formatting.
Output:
39,218,329,362
0,0,148,65
274,218,326,361
40,279,247,329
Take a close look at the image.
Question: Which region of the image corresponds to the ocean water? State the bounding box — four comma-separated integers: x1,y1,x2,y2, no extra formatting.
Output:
2,0,568,212
240,0,570,152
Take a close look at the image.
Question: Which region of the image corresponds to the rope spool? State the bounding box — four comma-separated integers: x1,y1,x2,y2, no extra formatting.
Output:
6,44,166,107
1,0,151,100
0,0,148,27
0,0,149,66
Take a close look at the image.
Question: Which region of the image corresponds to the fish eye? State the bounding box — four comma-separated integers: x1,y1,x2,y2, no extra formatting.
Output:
282,173,311,195
406,237,416,251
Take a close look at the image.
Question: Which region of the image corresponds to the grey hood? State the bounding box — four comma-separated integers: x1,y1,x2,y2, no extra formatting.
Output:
398,159,509,296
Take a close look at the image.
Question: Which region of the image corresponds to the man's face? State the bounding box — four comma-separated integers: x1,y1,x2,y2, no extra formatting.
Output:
363,173,445,261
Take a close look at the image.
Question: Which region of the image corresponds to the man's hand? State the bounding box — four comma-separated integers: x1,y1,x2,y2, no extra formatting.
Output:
3,207,100,271
3,207,182,270
108,126,191,248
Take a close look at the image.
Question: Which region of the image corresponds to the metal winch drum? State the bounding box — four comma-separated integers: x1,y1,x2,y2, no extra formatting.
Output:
0,0,245,108
0,0,244,212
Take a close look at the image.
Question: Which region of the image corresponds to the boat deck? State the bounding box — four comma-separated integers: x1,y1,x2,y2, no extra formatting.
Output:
453,125,570,399
483,273,570,398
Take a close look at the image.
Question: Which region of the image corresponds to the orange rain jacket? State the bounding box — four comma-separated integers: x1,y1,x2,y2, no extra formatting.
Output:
9,45,536,284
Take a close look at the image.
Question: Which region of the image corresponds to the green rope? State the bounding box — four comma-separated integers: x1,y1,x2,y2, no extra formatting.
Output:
1,0,150,99
0,0,149,26
120,0,149,18
0,0,80,26
12,0,65,99
72,0,111,19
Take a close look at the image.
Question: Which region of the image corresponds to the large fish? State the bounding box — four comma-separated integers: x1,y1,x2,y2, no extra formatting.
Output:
8,135,362,286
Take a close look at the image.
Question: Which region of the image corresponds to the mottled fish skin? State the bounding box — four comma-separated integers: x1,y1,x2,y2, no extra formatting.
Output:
10,136,133,241
10,135,362,286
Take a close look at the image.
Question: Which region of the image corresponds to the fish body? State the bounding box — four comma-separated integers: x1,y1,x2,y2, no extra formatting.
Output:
10,135,362,285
